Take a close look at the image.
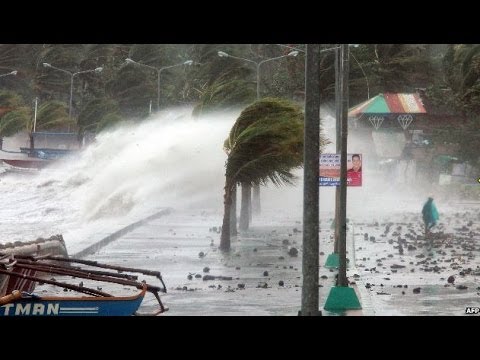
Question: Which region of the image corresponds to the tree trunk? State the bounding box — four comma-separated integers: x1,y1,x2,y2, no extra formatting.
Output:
239,183,251,231
230,184,237,236
252,184,261,216
220,178,233,251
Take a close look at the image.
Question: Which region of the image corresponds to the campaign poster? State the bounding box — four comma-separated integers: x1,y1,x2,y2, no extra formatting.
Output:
319,153,362,186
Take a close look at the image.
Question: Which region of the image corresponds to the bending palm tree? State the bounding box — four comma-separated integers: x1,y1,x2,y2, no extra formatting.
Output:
0,90,72,147
220,98,304,251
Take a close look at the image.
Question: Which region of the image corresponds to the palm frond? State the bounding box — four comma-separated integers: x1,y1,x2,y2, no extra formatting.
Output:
35,100,73,130
224,97,305,187
0,107,30,136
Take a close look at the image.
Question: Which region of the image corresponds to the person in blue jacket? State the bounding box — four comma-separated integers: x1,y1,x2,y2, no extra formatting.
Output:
422,196,439,236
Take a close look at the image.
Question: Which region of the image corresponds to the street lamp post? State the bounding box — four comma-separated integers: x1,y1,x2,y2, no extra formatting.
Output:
125,58,193,111
43,63,103,118
217,50,299,100
275,44,370,100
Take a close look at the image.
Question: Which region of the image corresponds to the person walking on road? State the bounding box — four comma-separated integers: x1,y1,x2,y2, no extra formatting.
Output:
422,196,439,237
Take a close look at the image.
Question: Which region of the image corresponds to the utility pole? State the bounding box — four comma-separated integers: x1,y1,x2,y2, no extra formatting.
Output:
30,97,39,153
33,97,38,132
338,44,350,287
334,47,341,254
324,44,361,312
300,44,321,316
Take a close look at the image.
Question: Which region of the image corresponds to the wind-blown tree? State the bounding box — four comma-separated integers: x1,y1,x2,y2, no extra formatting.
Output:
191,44,305,117
0,44,46,101
27,100,72,147
191,45,256,117
192,75,255,117
0,44,458,142
123,44,196,109
34,100,71,130
77,97,122,134
36,45,89,103
429,117,480,167
441,44,480,115
424,45,480,166
369,44,434,91
96,112,124,133
0,90,31,139
219,98,305,251
0,110,30,138
344,44,439,105
0,89,71,147
105,65,152,119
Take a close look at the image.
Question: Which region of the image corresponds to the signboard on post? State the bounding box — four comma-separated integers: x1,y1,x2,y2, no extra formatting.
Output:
319,153,362,186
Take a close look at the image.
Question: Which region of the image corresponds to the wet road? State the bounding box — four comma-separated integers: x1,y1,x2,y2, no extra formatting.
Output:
83,210,326,316
351,205,480,316
36,205,480,316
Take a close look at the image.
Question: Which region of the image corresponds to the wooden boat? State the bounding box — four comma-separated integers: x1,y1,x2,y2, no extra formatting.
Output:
1,131,80,169
0,253,168,316
0,235,68,296
1,158,50,169
0,285,149,316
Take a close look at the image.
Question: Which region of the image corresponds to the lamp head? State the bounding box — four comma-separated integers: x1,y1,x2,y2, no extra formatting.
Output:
125,58,135,64
94,67,103,73
217,51,229,58
288,50,299,57
43,63,51,68
184,60,193,66
10,70,18,76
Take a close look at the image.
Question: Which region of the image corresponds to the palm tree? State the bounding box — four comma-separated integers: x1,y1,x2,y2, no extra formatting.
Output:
0,90,28,138
77,97,122,134
442,44,480,115
219,98,304,251
34,100,72,130
191,44,256,117
426,45,480,166
0,90,71,146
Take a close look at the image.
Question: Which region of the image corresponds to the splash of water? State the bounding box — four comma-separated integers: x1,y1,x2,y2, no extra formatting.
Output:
0,107,239,247
64,108,240,219
0,104,432,250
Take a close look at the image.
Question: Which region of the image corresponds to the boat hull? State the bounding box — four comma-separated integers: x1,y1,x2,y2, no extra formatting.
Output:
0,288,146,316
0,235,69,296
1,158,50,169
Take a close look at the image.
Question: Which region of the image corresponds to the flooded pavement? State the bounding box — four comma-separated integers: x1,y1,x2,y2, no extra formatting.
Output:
84,210,310,316
35,204,480,316
351,205,480,316
75,209,360,316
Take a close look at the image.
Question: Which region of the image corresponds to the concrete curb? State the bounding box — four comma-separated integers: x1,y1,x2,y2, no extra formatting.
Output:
73,208,173,258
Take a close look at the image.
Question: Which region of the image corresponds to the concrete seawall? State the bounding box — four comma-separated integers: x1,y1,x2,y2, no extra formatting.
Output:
73,208,173,258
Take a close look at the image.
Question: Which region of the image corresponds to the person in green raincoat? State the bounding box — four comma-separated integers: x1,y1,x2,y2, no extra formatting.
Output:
422,197,439,236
